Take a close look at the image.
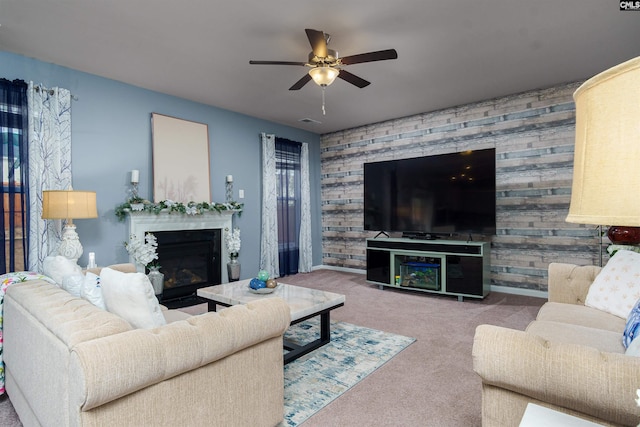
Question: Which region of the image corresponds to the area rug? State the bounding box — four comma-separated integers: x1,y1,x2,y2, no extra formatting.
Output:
280,320,416,426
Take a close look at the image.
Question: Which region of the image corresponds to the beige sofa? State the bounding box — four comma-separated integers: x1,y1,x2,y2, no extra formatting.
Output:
4,264,291,427
473,262,640,426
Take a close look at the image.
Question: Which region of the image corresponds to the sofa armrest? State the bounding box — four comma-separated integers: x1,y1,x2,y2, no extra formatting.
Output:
547,263,602,305
473,324,640,426
70,297,291,410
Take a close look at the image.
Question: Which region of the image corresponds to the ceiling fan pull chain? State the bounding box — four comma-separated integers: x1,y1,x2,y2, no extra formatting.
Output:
322,86,327,115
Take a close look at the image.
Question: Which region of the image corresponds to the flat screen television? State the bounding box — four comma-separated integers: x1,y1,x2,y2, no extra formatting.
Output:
364,148,496,237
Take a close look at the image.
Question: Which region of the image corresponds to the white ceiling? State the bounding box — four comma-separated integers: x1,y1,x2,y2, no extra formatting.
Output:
1,0,639,134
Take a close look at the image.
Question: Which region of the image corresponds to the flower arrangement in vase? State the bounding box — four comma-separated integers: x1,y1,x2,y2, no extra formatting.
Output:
225,227,241,281
225,227,241,260
125,233,164,296
124,232,159,269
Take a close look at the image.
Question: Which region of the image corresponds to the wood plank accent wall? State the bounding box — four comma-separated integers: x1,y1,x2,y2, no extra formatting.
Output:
320,82,605,293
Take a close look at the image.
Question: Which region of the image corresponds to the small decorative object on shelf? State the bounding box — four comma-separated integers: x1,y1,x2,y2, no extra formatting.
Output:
225,175,233,203
130,169,140,200
225,227,241,282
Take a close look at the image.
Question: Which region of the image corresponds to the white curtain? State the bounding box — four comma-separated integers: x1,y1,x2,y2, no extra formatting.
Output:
27,83,72,272
260,132,279,276
298,143,312,272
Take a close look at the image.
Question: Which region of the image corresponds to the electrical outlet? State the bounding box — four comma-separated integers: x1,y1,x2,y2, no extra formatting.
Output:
239,189,245,199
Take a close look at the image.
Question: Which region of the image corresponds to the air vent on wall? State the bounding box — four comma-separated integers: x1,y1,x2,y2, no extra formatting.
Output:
299,117,322,124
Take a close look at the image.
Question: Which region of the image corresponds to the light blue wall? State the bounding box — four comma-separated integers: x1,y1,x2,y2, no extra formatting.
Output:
0,51,323,278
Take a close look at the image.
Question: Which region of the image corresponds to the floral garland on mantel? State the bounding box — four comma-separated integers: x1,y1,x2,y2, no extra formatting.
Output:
115,198,243,222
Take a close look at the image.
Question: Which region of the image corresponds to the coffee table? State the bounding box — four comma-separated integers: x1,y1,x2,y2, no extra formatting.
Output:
197,279,345,364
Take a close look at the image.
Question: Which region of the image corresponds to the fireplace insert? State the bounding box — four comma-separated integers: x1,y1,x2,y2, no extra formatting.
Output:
153,229,221,304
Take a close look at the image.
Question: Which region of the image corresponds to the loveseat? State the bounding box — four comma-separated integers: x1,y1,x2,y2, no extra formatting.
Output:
473,262,640,426
3,264,291,427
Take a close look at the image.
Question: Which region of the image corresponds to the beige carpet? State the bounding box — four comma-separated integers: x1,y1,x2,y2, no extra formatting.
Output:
0,269,544,426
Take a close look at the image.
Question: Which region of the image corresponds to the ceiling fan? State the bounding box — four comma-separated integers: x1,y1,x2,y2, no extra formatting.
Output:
249,28,398,92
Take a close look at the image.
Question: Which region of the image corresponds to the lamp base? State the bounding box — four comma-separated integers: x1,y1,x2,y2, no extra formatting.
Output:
58,223,83,262
607,226,640,245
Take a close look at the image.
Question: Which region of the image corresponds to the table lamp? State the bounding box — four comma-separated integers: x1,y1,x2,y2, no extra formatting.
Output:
566,56,640,244
41,190,98,262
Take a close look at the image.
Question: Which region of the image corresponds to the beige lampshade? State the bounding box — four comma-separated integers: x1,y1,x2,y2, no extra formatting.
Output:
566,56,640,226
41,190,98,219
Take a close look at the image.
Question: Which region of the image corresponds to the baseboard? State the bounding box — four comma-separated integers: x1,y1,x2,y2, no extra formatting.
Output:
313,265,365,275
489,285,548,299
314,264,548,299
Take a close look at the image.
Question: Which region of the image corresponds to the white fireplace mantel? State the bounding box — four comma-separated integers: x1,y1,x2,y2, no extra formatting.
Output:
127,210,237,281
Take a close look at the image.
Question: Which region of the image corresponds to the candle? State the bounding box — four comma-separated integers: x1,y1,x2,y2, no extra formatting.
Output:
226,175,233,183
88,252,97,269
131,170,139,184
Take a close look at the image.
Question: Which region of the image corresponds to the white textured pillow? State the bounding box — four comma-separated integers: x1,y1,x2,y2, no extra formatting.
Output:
100,267,166,329
80,272,106,310
61,274,84,297
42,256,82,285
585,250,640,319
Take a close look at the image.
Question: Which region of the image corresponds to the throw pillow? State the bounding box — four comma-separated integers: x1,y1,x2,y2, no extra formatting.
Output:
61,274,84,297
1,271,56,293
99,267,166,329
627,335,640,356
585,250,640,319
80,272,106,310
623,297,640,348
42,256,82,285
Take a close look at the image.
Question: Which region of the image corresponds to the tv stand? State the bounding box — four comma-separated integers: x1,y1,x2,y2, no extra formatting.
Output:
402,232,442,240
366,238,490,301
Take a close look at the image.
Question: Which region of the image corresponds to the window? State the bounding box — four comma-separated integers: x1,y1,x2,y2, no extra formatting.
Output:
275,138,301,276
0,79,29,273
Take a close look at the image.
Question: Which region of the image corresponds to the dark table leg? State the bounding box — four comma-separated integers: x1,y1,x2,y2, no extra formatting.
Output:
283,303,343,364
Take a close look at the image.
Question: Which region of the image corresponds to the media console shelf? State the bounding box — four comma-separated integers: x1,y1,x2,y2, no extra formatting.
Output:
366,238,490,301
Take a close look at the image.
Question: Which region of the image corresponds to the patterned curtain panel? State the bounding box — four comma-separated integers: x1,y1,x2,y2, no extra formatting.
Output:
27,83,72,272
0,79,29,274
298,143,312,272
260,133,279,277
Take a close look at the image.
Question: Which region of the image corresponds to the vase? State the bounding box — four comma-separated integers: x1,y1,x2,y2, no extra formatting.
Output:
227,255,241,282
147,266,165,301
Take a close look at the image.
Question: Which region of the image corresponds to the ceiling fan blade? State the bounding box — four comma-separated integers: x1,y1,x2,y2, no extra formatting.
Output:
337,70,370,88
289,74,312,90
249,60,307,66
305,29,327,58
340,49,398,65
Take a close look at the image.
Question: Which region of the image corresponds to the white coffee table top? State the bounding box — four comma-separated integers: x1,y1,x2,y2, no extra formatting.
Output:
519,403,604,427
197,279,345,322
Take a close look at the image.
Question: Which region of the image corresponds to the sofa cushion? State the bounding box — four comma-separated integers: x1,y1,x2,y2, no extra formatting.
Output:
42,255,83,285
61,274,84,297
585,250,640,319
526,320,625,354
100,267,166,329
537,302,626,333
162,309,192,323
80,272,106,310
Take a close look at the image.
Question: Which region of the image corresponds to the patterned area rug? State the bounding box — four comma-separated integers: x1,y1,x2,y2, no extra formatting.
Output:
281,320,416,426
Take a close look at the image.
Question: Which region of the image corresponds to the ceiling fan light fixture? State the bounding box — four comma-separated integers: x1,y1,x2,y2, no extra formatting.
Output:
309,66,339,87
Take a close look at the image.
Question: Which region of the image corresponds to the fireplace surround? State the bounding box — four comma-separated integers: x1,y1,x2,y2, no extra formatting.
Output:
127,210,236,302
